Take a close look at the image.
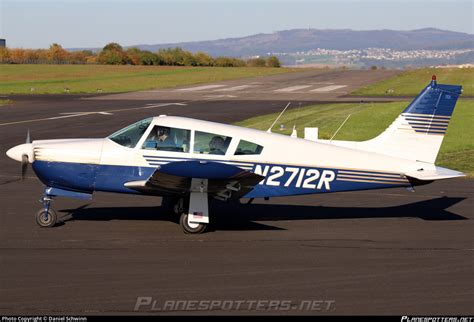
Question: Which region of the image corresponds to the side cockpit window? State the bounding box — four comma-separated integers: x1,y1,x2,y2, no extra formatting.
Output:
194,131,232,155
234,140,263,155
142,125,191,153
108,118,152,148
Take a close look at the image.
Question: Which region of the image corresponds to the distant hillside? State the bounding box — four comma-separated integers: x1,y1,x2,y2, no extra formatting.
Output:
134,28,474,57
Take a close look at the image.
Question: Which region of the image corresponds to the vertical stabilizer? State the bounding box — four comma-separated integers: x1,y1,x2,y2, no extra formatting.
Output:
362,76,462,163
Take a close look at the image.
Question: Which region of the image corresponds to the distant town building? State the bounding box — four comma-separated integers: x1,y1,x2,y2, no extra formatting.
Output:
0,39,5,48
272,47,474,68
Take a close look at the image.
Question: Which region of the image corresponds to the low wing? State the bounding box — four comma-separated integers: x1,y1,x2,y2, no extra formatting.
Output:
124,160,264,200
124,171,191,196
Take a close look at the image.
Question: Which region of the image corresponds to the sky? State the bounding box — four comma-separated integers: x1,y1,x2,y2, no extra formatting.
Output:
1,0,473,48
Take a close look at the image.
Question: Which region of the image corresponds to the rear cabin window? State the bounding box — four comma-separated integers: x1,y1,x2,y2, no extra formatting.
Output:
142,125,191,153
194,131,232,155
234,140,263,155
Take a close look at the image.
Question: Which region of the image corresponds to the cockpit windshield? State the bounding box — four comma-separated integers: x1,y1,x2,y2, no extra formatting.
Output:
108,118,152,148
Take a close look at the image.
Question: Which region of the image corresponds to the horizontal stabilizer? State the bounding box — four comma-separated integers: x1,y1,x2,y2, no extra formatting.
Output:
406,166,465,181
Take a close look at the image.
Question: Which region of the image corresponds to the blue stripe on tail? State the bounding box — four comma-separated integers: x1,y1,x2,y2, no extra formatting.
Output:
402,79,462,117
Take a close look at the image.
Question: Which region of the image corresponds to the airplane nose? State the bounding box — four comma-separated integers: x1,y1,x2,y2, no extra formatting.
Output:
6,143,33,162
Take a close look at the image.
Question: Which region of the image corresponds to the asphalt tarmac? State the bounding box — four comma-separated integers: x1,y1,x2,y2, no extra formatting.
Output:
91,69,401,101
0,70,472,315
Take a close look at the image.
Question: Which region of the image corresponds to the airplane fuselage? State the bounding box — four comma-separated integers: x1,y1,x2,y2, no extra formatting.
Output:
26,115,426,199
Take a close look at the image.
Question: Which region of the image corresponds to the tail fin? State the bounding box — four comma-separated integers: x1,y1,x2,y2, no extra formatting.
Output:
363,76,462,163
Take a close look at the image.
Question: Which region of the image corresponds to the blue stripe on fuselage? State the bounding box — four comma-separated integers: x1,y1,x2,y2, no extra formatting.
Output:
32,161,156,194
32,160,410,198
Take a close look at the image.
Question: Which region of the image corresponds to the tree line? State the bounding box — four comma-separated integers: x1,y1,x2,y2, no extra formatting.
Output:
0,42,281,67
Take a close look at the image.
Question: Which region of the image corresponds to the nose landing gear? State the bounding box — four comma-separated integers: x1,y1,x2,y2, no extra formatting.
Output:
36,195,58,228
34,187,92,228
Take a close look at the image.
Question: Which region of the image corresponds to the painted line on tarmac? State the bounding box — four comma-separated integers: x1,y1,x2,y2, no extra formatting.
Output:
274,85,312,92
144,102,187,109
0,102,188,127
311,85,347,92
60,111,114,116
203,94,237,99
176,84,226,91
214,85,255,92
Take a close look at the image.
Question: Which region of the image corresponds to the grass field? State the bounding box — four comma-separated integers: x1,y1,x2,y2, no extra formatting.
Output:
0,64,298,94
353,67,474,96
235,100,474,176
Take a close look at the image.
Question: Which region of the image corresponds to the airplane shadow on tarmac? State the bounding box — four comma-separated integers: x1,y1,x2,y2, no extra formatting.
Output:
60,196,467,231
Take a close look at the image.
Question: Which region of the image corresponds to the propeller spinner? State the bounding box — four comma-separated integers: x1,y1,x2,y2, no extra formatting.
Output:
6,130,33,180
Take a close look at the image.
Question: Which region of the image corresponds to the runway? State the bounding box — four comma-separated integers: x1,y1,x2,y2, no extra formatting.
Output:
90,69,401,101
0,70,472,315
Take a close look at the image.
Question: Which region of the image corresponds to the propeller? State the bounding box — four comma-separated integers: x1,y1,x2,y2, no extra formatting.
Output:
21,129,31,180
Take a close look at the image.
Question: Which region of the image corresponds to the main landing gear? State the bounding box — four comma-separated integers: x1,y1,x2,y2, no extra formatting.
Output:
36,194,58,228
173,179,210,234
179,212,207,234
174,194,208,234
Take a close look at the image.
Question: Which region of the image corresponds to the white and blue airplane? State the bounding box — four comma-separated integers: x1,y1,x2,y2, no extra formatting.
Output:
6,76,464,233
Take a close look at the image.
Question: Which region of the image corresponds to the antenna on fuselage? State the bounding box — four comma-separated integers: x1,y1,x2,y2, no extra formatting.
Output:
267,102,291,133
329,114,352,141
290,102,303,138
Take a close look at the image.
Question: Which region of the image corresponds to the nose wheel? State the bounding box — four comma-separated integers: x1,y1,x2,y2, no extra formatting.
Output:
36,208,58,228
36,195,58,228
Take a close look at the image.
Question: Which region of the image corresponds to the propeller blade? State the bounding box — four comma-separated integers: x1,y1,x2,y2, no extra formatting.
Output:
21,154,29,180
26,129,31,144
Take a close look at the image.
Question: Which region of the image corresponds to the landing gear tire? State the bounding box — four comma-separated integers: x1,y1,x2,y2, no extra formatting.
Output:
35,208,58,228
179,213,207,234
